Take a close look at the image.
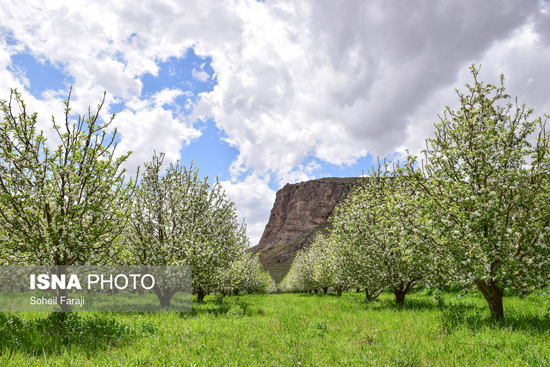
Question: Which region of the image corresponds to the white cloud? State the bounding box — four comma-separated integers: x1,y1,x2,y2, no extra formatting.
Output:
113,89,201,174
3,0,548,177
191,0,547,185
191,68,209,82
220,174,275,247
0,35,68,145
397,20,550,158
1,0,549,247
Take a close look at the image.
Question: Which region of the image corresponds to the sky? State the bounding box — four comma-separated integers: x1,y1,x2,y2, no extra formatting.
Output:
1,0,549,246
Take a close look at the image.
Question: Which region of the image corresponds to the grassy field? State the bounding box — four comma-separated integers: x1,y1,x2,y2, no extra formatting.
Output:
1,290,550,366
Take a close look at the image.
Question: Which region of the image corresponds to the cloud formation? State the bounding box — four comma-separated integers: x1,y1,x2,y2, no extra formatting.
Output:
195,0,548,183
1,0,549,245
220,174,276,247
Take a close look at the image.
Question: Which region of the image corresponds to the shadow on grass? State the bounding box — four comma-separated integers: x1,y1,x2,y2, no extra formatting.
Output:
362,297,456,312
297,292,344,298
295,291,461,313
364,296,550,335
180,296,264,318
0,312,157,357
440,304,550,335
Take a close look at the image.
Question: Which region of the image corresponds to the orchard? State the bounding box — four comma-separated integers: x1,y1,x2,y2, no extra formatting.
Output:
283,65,550,319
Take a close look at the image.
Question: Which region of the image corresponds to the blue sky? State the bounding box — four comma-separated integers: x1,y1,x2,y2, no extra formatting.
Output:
12,47,377,188
1,0,549,245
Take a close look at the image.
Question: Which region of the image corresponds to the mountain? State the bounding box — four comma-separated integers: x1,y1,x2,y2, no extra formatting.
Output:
250,177,360,283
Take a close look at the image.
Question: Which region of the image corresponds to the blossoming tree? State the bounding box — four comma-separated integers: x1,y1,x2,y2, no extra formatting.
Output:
310,233,354,296
0,89,136,310
405,65,550,318
125,152,249,303
331,163,428,305
219,252,272,296
281,245,318,293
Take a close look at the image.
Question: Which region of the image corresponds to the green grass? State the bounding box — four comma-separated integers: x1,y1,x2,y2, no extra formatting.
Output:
1,290,550,366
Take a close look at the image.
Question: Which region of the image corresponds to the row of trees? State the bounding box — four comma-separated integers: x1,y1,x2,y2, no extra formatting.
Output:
0,88,273,305
283,65,550,318
281,233,353,297
281,167,425,304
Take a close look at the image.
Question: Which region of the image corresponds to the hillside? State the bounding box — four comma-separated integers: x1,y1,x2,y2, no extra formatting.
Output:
250,177,360,283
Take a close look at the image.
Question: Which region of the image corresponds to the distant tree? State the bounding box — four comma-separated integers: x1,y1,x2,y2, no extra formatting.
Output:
220,252,272,296
282,231,365,297
0,88,136,310
281,246,318,293
404,65,550,318
310,233,353,297
125,152,248,303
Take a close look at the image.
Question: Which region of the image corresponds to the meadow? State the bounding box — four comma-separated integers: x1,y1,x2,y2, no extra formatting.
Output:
1,290,549,366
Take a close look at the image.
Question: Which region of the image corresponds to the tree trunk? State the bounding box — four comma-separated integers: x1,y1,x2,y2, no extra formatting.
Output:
476,280,504,319
392,281,415,306
323,287,328,294
365,288,382,301
393,289,406,306
197,289,206,303
158,293,174,307
314,289,318,294
336,288,342,297
54,288,73,312
51,266,72,312
154,286,175,307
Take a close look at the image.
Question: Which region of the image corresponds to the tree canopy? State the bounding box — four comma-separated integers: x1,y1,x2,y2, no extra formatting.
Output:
331,163,429,305
0,88,136,267
404,65,550,317
125,152,250,302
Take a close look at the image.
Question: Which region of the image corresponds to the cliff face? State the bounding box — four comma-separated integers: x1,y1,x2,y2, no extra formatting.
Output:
250,178,359,282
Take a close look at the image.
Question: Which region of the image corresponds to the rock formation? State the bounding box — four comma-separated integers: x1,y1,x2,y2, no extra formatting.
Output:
250,177,360,282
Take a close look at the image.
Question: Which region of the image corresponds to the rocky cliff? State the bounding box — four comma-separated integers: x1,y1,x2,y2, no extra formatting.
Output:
250,177,360,282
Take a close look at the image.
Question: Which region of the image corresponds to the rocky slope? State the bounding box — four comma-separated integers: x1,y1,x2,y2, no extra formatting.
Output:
250,177,360,282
